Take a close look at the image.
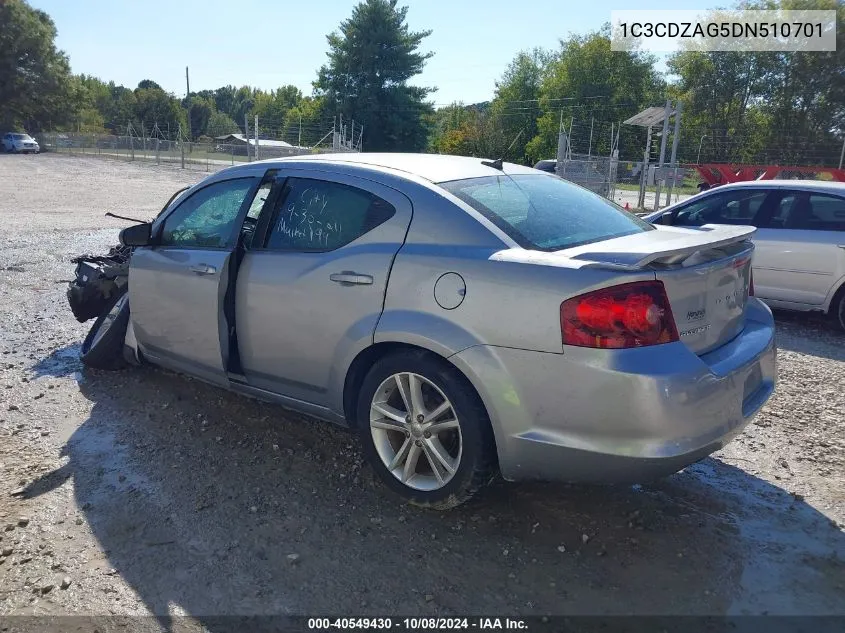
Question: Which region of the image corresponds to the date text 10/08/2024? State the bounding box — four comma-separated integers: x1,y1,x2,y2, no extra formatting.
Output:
308,618,529,630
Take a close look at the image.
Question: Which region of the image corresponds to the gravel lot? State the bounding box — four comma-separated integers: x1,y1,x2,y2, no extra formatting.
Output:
0,154,843,624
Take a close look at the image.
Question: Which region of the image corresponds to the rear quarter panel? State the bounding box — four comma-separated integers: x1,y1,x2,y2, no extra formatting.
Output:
377,186,655,355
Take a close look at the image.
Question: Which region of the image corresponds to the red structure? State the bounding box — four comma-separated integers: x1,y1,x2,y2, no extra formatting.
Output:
688,164,845,186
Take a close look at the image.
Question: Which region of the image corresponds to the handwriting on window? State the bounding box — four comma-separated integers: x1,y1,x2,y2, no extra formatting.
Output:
276,187,342,248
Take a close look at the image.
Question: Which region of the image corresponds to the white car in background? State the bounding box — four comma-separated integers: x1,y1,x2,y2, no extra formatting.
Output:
2,132,40,154
645,180,845,331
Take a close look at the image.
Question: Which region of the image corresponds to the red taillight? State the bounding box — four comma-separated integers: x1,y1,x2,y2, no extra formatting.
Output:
560,281,679,349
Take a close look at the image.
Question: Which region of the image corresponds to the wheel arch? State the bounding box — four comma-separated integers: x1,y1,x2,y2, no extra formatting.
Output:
826,274,845,314
827,276,845,330
342,341,494,450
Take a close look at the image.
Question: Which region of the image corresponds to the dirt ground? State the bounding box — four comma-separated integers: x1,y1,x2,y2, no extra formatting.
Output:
0,154,843,625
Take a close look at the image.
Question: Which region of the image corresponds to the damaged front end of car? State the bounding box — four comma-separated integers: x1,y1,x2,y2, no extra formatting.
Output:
66,185,192,323
66,244,131,323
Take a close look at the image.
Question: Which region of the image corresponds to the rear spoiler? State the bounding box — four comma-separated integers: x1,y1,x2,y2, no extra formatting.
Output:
565,224,757,269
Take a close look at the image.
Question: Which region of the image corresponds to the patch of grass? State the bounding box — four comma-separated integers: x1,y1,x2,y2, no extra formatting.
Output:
616,181,700,195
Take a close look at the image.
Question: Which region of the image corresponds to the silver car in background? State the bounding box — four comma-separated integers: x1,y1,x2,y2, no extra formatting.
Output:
645,180,845,331
74,154,776,509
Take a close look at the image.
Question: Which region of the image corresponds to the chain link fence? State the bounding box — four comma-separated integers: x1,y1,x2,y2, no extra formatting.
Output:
554,153,619,200
37,133,353,173
610,161,700,211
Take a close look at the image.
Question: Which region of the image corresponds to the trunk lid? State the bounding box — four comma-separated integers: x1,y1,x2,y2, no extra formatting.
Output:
561,224,756,354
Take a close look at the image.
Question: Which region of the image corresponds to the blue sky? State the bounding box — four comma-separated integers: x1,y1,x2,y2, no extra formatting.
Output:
32,0,706,105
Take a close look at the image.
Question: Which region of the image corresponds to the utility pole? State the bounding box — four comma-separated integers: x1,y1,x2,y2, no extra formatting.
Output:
185,67,191,141
244,114,250,162
666,101,682,206
298,112,302,148
254,115,259,161
839,135,845,170
179,124,185,169
697,135,707,164
638,126,652,209
127,121,134,161
653,99,672,212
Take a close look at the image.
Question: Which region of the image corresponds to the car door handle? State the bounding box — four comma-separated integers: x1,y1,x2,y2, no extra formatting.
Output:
189,264,217,275
330,271,373,286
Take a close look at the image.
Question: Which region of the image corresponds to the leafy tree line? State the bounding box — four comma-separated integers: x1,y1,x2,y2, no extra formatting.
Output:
2,0,843,164
1,0,432,150
431,0,844,166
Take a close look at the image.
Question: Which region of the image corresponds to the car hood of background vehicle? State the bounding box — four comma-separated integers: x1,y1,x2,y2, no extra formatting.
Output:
489,224,756,270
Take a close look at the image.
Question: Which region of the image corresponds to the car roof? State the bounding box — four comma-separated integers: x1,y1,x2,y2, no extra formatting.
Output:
702,179,845,192
246,152,539,184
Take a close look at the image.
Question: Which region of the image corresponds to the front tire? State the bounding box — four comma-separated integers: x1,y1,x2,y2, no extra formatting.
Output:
357,351,496,510
80,289,130,370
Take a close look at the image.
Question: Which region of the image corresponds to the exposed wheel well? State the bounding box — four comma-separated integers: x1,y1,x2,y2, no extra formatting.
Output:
342,342,491,437
830,280,845,314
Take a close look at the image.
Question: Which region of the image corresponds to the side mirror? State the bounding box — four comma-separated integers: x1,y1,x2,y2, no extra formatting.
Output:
658,212,673,225
119,222,153,247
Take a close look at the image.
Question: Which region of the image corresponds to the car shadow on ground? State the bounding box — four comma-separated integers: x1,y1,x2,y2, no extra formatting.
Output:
772,310,844,362
17,346,845,627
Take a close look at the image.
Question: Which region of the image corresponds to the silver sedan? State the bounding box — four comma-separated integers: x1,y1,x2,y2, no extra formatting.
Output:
72,153,777,509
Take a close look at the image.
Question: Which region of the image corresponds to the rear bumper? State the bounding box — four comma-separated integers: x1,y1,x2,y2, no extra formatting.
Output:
450,298,776,483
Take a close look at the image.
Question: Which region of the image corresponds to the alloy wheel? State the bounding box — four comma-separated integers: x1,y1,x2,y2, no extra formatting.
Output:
369,372,462,491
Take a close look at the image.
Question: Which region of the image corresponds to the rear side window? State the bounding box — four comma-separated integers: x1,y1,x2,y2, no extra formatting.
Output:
265,178,395,251
796,194,845,231
766,193,800,228
439,174,652,251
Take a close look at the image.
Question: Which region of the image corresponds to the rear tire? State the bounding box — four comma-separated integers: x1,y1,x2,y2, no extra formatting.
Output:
80,289,129,370
356,350,496,510
833,289,845,333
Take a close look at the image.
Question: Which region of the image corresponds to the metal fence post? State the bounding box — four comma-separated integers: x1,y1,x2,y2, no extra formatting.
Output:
181,141,185,169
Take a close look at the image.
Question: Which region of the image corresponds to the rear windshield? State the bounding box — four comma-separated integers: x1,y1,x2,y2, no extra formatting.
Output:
439,174,653,251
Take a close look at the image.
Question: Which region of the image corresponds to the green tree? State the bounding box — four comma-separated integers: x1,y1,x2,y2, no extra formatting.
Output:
526,27,663,162
188,96,214,140
254,85,303,130
109,85,139,132
213,86,237,119
667,49,772,163
0,0,78,132
282,96,327,147
671,0,845,165
490,49,549,163
428,102,508,158
137,79,163,91
315,0,434,151
231,86,258,129
206,111,240,138
133,87,185,137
